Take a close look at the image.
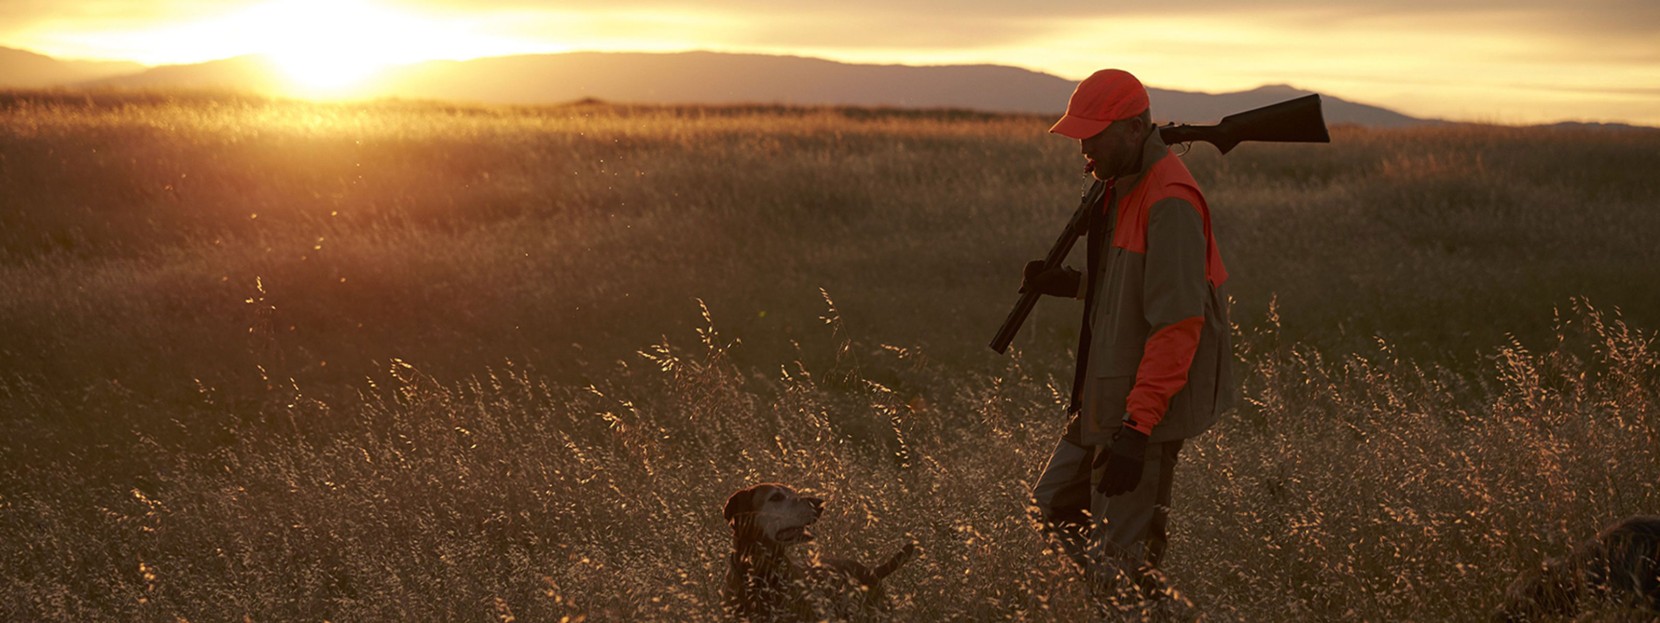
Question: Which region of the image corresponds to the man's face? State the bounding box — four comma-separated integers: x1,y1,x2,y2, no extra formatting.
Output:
1080,117,1145,180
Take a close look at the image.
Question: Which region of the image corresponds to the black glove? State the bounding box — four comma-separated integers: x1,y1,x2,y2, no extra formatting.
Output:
1093,425,1149,497
1020,260,1081,298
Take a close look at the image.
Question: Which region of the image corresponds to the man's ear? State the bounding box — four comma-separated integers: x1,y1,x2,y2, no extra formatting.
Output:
724,488,755,525
1107,108,1146,137
1128,112,1153,137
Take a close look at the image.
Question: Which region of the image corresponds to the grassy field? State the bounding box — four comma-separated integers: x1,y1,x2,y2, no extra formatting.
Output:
1,90,1658,621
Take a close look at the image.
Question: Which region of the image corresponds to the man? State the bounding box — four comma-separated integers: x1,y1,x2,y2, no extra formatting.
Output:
1023,69,1234,610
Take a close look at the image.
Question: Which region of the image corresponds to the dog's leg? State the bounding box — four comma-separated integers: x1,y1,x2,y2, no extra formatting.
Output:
873,542,917,580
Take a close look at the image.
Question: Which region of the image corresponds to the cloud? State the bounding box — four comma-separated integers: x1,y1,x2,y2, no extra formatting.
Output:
8,0,1656,59
0,0,228,30
391,0,1660,33
706,13,1060,50
387,0,1660,76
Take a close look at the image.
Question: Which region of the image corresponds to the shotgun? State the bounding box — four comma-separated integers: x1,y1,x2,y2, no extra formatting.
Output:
988,94,1330,354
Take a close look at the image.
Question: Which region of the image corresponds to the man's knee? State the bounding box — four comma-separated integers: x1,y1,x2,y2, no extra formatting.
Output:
1031,436,1093,520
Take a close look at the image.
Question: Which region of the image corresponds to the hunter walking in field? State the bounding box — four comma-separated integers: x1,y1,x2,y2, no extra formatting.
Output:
1024,69,1235,615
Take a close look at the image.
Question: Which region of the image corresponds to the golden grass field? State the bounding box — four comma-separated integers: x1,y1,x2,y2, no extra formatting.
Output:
1,90,1658,621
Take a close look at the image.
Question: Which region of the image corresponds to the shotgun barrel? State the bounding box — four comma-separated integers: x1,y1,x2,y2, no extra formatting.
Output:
988,179,1107,354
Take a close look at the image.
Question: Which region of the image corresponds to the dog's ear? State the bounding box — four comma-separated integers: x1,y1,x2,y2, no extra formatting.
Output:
724,487,755,525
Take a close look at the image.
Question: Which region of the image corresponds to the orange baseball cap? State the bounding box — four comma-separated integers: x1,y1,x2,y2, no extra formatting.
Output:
1049,69,1150,139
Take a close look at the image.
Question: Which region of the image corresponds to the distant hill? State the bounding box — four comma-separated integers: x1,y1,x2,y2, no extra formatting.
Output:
0,46,143,88
364,51,1076,113
33,47,1423,126
359,52,1423,127
76,55,287,94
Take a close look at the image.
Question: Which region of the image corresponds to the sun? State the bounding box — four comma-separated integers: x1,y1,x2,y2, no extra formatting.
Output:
270,48,390,93
243,0,437,95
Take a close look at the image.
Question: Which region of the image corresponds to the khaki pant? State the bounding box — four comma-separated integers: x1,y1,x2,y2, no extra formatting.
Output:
1031,428,1182,607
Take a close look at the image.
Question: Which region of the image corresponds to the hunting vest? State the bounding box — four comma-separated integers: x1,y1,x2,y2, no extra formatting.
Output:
1070,131,1235,446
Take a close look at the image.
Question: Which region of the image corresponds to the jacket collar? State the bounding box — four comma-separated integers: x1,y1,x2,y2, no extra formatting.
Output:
1112,129,1170,192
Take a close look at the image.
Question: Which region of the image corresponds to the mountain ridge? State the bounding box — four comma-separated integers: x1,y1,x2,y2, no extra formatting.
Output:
0,46,145,88
4,46,1423,126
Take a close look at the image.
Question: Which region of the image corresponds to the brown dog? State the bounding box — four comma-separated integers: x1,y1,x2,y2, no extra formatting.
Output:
721,483,915,621
1494,515,1660,622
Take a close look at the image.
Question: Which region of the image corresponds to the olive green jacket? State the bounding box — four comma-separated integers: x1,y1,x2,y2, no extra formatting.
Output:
1072,131,1235,446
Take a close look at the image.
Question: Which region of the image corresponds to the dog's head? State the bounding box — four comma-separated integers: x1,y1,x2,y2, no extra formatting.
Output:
724,483,824,546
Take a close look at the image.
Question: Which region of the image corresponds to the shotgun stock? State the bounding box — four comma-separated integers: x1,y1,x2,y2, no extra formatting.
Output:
1157,94,1331,155
989,94,1330,353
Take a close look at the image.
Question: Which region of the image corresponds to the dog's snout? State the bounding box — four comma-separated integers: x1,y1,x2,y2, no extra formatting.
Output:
807,497,824,516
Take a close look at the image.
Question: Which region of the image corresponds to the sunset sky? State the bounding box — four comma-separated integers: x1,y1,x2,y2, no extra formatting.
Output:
3,0,1657,126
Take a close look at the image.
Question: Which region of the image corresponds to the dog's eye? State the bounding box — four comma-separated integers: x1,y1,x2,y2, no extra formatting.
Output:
769,492,783,502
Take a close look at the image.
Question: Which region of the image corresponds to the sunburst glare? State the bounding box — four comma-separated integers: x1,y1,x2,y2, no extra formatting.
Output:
243,0,439,94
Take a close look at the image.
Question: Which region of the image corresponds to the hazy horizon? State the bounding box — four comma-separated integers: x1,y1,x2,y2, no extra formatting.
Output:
2,0,1657,126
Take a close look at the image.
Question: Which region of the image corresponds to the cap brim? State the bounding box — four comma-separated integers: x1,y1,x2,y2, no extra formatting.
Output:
1049,114,1112,139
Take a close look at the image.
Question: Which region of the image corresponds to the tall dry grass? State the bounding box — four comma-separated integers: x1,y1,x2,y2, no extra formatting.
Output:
2,91,1658,620
3,296,1654,621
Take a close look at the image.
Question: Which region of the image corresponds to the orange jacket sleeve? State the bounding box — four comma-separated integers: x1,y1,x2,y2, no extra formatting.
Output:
1124,196,1208,434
